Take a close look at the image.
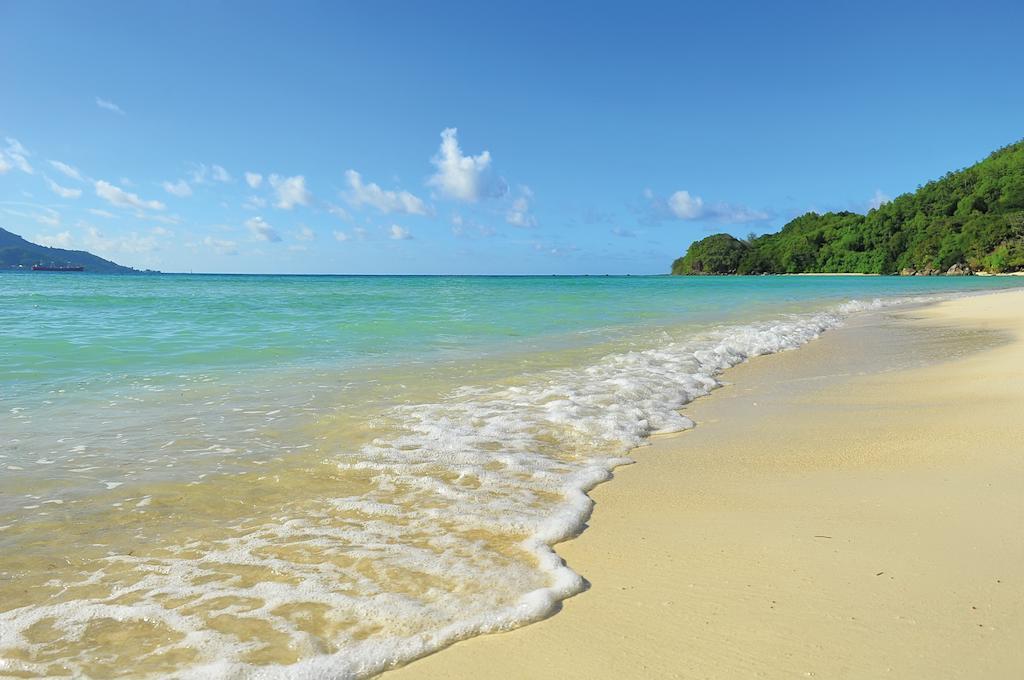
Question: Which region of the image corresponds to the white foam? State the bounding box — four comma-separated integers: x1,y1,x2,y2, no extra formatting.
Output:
0,294,950,679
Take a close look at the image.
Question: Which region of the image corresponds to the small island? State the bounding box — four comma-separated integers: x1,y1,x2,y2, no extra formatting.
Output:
673,140,1024,275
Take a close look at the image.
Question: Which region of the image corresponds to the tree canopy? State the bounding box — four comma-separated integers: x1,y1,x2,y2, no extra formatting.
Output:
671,234,749,274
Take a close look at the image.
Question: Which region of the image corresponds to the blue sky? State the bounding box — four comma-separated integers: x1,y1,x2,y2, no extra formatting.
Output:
2,0,1023,274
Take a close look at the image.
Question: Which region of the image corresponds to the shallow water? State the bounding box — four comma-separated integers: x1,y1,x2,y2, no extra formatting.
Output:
2,273,1023,678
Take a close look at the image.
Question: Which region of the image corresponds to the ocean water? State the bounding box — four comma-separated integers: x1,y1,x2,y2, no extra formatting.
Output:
2,272,1022,678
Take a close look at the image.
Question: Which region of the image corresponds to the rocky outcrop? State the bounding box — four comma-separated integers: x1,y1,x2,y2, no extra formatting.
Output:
899,264,974,276
946,263,974,276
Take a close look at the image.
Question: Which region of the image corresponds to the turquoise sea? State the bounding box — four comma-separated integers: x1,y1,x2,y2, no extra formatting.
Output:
2,272,1023,678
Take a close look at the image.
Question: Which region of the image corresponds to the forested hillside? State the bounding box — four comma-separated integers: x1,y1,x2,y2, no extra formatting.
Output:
673,140,1024,275
0,227,135,273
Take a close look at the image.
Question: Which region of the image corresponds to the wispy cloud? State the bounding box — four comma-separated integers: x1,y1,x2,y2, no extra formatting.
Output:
334,226,367,242
344,170,428,215
32,208,61,227
95,97,125,115
162,179,193,197
427,128,505,202
1,138,33,174
325,203,350,221
245,172,263,189
451,213,497,239
95,180,166,211
200,236,238,255
245,216,281,242
45,176,82,199
211,165,231,182
186,162,232,186
505,186,537,228
188,163,232,185
48,160,83,182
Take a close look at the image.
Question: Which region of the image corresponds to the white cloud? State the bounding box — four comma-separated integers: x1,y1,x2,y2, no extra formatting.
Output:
211,165,231,182
151,226,173,237
88,208,117,219
388,224,413,240
45,177,82,199
343,170,428,215
162,179,193,197
506,186,537,228
649,188,769,224
95,180,166,211
868,189,891,210
48,160,83,182
269,174,311,210
427,128,499,202
667,190,705,219
245,216,281,242
296,225,315,241
95,97,125,115
243,196,267,210
3,138,33,174
35,231,73,248
333,230,350,242
245,172,263,188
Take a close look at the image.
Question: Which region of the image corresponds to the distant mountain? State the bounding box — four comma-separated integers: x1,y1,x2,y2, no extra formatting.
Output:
673,140,1024,275
0,227,137,273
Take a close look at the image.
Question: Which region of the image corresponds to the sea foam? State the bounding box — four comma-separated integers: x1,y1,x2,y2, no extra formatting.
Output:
0,295,945,679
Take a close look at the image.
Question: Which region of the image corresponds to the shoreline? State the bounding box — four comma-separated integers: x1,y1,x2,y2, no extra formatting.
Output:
385,289,1024,679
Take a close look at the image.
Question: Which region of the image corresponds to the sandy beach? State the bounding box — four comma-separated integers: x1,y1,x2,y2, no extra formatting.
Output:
387,289,1024,679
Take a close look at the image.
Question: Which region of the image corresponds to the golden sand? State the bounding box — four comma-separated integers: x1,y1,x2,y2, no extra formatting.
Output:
386,290,1024,679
